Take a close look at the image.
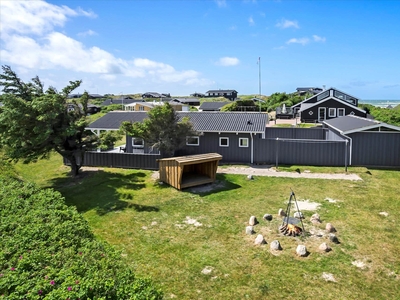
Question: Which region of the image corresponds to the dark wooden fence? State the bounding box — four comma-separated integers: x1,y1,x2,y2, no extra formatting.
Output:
64,151,162,170
254,138,348,167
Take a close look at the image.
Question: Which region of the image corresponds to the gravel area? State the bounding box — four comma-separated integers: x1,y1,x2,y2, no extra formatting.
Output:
217,166,362,181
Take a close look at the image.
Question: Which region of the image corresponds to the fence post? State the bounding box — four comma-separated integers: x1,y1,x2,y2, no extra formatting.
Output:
275,138,279,169
345,140,348,172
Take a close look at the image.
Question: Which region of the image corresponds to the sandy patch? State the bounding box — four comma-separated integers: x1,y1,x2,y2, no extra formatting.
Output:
217,166,362,181
352,260,367,269
322,272,337,282
294,200,321,211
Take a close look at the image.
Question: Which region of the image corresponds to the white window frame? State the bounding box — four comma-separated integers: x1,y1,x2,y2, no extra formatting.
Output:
239,138,249,148
186,136,199,146
328,108,336,117
219,137,229,147
139,106,145,111
338,108,345,117
132,137,144,148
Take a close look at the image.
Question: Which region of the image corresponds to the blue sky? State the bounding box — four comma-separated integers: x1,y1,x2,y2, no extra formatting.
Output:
1,0,399,99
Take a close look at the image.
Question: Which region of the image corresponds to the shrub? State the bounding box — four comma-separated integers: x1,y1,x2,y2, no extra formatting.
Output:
0,178,162,300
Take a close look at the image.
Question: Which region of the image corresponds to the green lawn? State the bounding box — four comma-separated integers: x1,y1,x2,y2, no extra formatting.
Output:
13,154,400,299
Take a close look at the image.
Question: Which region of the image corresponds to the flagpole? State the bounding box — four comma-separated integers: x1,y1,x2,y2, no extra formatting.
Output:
258,57,261,96
258,57,261,112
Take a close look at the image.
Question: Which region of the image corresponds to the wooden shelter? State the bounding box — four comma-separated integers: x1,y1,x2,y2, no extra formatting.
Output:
157,153,222,190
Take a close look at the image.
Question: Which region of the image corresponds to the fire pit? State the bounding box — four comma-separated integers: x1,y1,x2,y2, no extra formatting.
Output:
279,223,303,236
280,189,305,237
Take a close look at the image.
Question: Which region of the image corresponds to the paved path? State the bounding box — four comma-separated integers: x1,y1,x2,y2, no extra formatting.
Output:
217,166,362,181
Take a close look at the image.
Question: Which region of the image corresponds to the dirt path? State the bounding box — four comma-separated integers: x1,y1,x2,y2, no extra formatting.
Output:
217,166,362,181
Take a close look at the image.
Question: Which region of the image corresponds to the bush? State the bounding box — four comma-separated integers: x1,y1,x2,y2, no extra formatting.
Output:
100,104,123,113
0,178,162,300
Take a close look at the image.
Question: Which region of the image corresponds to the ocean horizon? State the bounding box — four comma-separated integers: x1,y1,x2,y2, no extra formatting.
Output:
359,100,400,108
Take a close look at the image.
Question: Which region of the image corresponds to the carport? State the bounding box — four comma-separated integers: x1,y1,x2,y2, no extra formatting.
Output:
157,153,222,190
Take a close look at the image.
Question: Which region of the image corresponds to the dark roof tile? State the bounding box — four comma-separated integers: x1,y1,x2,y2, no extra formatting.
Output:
87,111,268,133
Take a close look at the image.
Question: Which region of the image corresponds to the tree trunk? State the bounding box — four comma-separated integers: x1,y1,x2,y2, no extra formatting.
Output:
66,154,81,177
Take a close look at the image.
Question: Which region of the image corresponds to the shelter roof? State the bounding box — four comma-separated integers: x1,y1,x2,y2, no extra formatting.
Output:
323,115,400,134
157,153,222,165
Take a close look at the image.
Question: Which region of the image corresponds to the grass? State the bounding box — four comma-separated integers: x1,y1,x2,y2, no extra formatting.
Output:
12,154,400,299
272,123,320,128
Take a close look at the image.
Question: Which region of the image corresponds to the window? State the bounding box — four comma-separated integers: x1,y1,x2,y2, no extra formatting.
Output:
334,91,345,100
132,138,144,148
328,108,336,117
139,106,144,111
219,137,229,147
317,90,329,101
338,108,345,117
186,136,199,146
239,138,249,147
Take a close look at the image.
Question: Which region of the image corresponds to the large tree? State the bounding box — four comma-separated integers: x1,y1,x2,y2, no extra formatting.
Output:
0,65,98,176
121,103,198,156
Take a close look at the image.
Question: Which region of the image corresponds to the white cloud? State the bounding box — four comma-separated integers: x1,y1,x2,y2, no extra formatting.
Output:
249,16,255,26
229,25,237,30
77,29,97,37
216,57,240,66
286,38,310,45
0,0,208,87
215,0,227,8
313,35,326,42
276,18,299,29
0,0,96,36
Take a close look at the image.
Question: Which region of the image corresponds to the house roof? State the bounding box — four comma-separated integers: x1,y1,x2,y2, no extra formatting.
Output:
87,104,100,108
206,89,237,93
87,111,268,133
142,92,162,97
297,96,366,114
178,112,267,133
199,102,229,111
171,98,200,104
323,115,400,134
190,92,205,97
101,99,143,106
292,87,359,109
124,102,155,108
296,87,323,95
87,111,148,130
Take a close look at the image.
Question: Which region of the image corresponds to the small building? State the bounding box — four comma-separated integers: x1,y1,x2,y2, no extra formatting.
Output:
68,93,104,99
205,89,238,100
87,104,101,115
124,102,155,112
101,98,144,106
323,115,400,166
296,87,323,96
142,92,163,98
191,92,206,98
157,153,222,190
171,98,200,106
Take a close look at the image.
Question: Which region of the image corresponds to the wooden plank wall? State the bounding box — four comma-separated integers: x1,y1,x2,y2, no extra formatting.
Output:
64,151,161,170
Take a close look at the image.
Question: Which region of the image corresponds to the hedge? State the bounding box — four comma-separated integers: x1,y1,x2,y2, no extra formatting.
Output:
0,177,162,300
